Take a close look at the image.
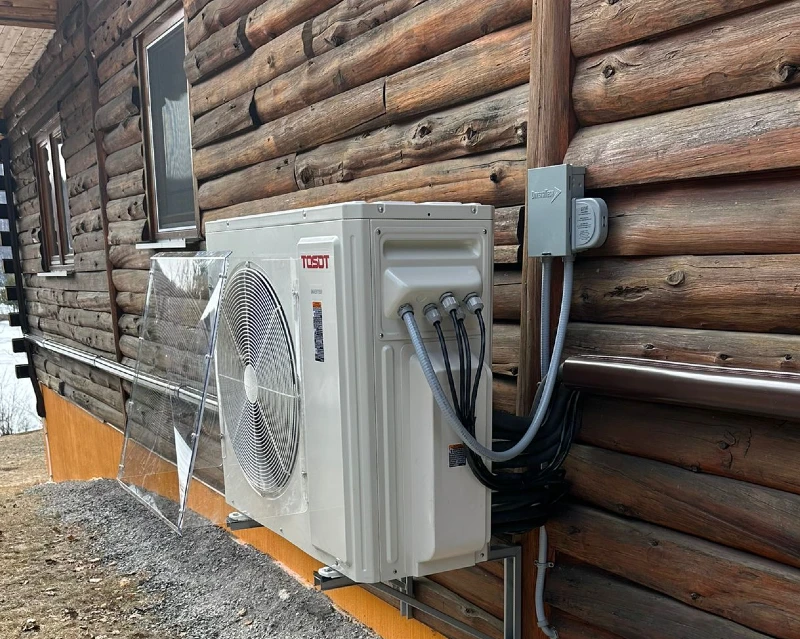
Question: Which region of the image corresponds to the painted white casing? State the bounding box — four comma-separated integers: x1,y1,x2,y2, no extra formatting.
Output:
206,201,493,583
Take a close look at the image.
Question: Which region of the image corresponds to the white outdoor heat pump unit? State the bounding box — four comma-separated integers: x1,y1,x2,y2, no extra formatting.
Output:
205,201,493,584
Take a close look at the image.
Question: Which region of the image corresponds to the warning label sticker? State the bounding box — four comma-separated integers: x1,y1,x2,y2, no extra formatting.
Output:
312,301,324,362
448,443,467,468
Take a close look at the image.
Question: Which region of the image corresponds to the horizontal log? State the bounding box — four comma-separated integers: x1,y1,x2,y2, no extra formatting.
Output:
94,87,139,132
109,245,154,269
580,394,800,496
573,2,800,125
204,149,525,225
61,383,125,428
70,185,101,216
197,153,297,210
244,0,342,49
72,229,106,253
107,169,144,200
386,21,530,121
428,566,504,621
35,317,116,354
56,306,114,332
106,194,147,222
74,249,107,273
17,195,40,217
117,291,145,314
184,16,252,85
551,503,800,638
19,242,40,261
549,611,624,639
492,376,516,414
493,245,520,265
547,562,772,639
97,35,135,85
566,444,800,570
183,0,209,20
493,270,520,321
91,0,162,61
60,77,92,120
98,59,138,107
252,0,529,124
62,123,95,160
37,348,119,390
64,141,97,178
37,356,124,411
193,20,530,180
15,180,37,204
194,77,387,180
566,87,800,189
492,322,519,377
67,165,99,198
112,268,149,294
186,0,261,50
21,257,43,274
569,0,775,58
103,116,142,156
190,0,425,117
71,209,103,235
593,172,800,256
18,227,42,247
105,143,143,178
564,322,800,372
191,90,256,149
88,0,122,33
108,219,148,245
296,85,527,188
27,287,111,311
572,254,800,334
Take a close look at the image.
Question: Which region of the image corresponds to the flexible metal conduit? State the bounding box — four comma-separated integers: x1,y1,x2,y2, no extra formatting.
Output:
26,334,218,410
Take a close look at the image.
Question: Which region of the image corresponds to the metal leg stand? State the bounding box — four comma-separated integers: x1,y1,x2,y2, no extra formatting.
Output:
313,544,522,639
489,545,522,639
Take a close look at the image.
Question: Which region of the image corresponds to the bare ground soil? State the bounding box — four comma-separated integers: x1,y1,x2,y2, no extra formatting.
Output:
0,431,376,639
0,431,161,639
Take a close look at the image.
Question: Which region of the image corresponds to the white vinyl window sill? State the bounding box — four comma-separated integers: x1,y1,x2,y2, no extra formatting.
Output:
136,238,199,250
35,270,74,278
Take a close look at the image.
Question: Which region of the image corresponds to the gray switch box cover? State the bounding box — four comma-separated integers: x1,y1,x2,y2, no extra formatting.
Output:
527,164,586,257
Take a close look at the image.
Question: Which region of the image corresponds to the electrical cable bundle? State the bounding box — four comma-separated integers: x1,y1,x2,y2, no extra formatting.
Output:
427,296,581,536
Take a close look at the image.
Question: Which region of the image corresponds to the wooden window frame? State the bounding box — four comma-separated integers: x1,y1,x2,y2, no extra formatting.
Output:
33,119,73,271
137,6,200,242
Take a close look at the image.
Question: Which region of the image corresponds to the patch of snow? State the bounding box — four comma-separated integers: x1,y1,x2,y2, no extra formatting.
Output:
0,320,42,435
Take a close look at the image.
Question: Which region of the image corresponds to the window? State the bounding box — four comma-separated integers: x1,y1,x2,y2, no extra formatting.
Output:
34,125,72,270
139,10,197,239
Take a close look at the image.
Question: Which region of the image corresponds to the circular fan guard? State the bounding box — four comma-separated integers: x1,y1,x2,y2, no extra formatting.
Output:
218,262,301,497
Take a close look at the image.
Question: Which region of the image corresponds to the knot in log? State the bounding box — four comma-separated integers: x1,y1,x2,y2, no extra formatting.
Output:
778,62,798,83
665,269,685,286
602,65,615,79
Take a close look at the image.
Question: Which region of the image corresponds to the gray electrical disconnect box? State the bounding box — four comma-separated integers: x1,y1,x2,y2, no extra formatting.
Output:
527,164,610,258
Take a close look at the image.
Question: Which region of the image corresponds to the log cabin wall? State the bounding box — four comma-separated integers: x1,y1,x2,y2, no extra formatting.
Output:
544,2,800,637
4,1,125,428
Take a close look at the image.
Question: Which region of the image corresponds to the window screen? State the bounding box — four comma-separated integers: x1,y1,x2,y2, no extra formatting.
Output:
145,22,195,232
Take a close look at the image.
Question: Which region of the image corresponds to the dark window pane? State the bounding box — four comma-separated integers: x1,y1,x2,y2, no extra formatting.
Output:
146,23,195,231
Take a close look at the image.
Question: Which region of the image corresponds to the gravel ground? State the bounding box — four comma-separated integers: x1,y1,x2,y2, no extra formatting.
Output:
34,479,377,639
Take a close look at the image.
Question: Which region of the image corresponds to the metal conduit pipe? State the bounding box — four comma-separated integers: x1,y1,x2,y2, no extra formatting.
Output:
25,334,218,410
562,355,800,420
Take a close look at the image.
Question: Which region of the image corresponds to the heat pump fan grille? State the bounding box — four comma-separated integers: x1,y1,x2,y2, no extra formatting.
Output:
218,262,301,497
